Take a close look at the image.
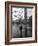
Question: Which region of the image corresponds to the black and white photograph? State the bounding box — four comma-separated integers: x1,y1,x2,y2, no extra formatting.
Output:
11,7,32,38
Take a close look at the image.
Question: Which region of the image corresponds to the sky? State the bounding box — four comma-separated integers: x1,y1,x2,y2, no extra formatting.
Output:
12,7,25,20
12,7,32,20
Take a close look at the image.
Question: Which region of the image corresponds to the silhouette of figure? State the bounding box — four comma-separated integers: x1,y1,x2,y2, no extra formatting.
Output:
20,25,22,37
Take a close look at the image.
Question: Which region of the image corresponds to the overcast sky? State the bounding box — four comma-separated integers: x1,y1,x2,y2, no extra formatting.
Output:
12,7,25,20
12,7,32,20
27,8,32,19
